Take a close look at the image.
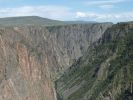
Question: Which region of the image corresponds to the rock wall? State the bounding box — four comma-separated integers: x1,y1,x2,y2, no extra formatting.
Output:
55,22,133,100
0,23,112,100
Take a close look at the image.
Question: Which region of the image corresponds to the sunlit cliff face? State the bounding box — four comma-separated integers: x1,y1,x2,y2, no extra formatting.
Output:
0,23,112,100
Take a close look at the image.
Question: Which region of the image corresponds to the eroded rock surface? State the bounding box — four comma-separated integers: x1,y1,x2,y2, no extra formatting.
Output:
0,23,112,100
56,22,133,100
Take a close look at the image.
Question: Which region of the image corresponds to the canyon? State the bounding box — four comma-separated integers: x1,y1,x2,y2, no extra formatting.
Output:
0,16,112,100
0,16,133,100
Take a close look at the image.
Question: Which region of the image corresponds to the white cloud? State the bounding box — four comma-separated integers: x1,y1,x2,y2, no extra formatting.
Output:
0,6,74,20
85,0,126,10
76,11,133,22
76,12,98,18
86,0,125,5
99,4,114,9
0,5,133,22
76,12,87,17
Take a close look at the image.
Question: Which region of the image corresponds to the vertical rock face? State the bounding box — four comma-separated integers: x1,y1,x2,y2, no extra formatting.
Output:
45,23,112,76
56,22,133,100
0,23,112,100
0,26,58,100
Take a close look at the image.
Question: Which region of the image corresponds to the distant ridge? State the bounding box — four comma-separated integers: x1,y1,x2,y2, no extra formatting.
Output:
65,20,97,24
0,16,65,26
0,16,97,26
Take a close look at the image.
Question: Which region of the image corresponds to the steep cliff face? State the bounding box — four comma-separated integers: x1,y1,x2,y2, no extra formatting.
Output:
0,28,56,100
0,23,112,100
46,23,112,77
56,22,133,100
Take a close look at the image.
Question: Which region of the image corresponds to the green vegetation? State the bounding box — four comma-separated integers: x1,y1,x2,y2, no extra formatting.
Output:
0,16,96,27
56,22,133,100
0,16,65,26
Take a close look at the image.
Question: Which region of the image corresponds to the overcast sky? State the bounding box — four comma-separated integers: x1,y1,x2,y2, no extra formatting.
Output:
0,0,133,22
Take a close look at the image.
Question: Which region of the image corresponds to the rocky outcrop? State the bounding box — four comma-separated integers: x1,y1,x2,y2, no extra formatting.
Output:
0,34,56,100
0,23,112,100
56,22,133,100
45,23,112,77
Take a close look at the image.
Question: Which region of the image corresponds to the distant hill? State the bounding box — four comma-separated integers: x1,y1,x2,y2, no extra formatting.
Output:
65,21,97,24
0,16,66,26
0,16,97,26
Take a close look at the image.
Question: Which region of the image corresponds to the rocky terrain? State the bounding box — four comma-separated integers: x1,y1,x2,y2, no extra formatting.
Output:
0,16,113,100
56,22,133,100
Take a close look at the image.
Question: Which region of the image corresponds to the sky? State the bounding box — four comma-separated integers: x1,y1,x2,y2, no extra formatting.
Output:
0,0,133,22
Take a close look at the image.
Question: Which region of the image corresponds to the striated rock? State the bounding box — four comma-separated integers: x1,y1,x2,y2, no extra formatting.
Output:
0,23,112,100
56,22,133,100
45,23,112,76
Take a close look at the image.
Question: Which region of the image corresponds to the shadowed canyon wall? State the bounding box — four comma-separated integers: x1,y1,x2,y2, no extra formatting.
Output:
0,23,112,100
56,22,133,100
